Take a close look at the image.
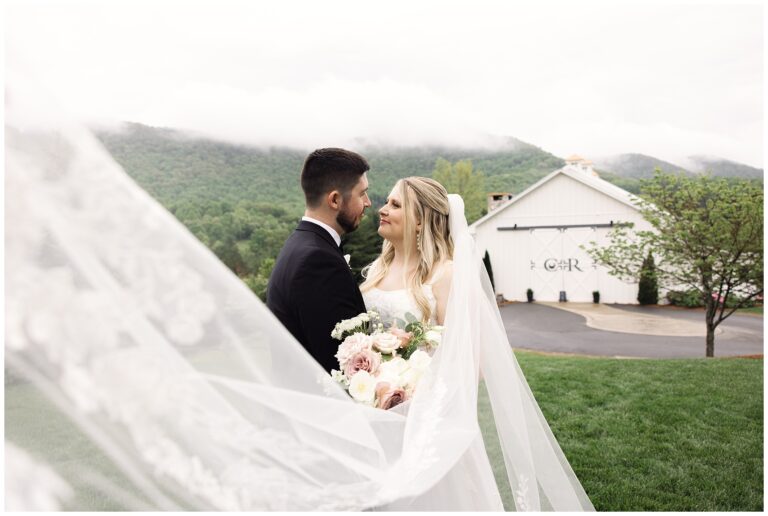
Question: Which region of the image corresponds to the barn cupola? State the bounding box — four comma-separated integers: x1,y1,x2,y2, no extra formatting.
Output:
565,154,598,177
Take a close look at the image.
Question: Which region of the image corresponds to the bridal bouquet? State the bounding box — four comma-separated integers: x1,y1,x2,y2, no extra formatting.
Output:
330,310,442,410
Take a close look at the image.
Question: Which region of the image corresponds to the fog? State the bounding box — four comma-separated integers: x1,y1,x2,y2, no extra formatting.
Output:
5,0,764,167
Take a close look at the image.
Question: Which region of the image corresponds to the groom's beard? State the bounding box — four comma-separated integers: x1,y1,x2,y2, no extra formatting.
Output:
337,207,361,234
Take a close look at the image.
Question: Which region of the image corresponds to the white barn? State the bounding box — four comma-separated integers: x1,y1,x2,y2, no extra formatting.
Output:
470,157,652,304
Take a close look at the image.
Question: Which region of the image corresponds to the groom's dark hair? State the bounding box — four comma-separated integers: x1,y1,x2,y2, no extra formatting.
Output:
301,148,370,208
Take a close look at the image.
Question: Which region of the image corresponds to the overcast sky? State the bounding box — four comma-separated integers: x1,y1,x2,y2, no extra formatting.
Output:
5,0,764,167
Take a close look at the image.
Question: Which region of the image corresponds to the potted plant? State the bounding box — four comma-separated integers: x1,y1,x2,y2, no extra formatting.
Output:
592,290,600,304
526,288,534,303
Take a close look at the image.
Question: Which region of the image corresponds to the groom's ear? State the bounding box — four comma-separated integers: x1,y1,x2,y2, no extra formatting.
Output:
327,190,342,211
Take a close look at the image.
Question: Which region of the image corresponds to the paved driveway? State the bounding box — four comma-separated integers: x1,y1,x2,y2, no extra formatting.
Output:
500,302,764,358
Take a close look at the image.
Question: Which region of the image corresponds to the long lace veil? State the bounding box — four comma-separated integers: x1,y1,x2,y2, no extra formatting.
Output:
5,71,593,511
444,194,594,510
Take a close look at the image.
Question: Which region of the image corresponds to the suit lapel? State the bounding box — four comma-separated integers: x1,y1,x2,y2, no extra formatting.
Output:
296,220,342,255
296,221,364,311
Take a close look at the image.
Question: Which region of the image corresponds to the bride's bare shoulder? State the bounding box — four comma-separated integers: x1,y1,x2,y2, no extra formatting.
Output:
430,260,453,287
431,260,453,325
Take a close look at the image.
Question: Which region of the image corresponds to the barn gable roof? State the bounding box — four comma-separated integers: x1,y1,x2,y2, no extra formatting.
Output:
470,165,642,230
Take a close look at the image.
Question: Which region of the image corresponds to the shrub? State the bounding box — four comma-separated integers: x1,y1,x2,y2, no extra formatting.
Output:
724,294,757,308
666,289,705,308
637,251,659,305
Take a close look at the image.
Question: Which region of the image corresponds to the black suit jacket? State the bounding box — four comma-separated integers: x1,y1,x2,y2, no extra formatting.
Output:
267,220,366,372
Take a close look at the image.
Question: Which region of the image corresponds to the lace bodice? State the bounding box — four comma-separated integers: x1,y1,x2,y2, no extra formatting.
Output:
362,284,438,326
361,262,451,326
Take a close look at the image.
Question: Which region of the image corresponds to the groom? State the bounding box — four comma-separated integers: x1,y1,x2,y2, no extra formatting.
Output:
267,148,371,372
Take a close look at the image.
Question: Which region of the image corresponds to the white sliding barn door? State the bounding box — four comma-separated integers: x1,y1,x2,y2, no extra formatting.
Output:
529,228,562,301
528,227,598,301
561,227,598,302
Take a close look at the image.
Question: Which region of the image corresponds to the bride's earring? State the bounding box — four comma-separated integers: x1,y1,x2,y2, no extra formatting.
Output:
416,229,423,252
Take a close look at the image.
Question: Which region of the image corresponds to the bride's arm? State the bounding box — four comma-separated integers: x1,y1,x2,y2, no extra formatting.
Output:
432,261,453,326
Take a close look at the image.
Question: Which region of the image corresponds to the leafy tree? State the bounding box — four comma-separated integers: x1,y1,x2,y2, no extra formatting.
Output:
637,251,659,305
212,237,248,275
342,204,385,283
245,257,277,301
587,170,763,357
432,158,486,222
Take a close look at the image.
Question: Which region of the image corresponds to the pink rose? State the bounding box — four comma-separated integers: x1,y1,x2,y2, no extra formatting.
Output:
389,327,413,347
335,333,373,368
343,349,381,378
375,382,408,410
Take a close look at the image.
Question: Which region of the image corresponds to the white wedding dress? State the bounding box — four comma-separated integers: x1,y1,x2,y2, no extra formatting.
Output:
362,267,445,326
5,70,594,511
363,286,437,326
363,265,507,511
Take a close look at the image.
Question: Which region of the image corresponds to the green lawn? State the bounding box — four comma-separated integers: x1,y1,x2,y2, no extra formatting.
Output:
7,353,763,511
4,374,154,510
738,306,764,315
479,352,764,511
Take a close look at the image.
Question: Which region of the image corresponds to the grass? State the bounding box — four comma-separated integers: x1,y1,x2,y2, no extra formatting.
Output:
4,373,157,510
479,351,764,511
738,306,764,315
7,353,763,511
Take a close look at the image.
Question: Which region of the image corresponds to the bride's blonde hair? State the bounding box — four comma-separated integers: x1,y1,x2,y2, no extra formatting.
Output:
360,177,453,323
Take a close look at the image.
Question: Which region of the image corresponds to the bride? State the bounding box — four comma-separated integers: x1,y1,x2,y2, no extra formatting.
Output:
361,177,497,511
360,177,593,510
361,177,453,328
5,73,594,511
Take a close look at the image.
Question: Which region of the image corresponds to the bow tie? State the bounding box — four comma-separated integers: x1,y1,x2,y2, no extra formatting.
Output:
338,242,345,255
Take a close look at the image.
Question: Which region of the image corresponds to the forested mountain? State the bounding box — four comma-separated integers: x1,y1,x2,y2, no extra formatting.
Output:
97,123,565,211
95,122,568,299
97,123,308,212
685,155,763,179
594,153,691,179
594,153,763,181
94,122,760,301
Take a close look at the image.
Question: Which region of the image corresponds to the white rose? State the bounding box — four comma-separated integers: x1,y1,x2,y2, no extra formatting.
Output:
348,371,376,403
424,330,442,347
377,357,408,387
408,349,432,371
379,356,408,376
401,367,424,392
376,372,403,389
372,332,401,354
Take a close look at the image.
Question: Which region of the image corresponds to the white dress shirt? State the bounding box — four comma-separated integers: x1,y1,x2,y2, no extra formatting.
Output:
301,216,342,248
